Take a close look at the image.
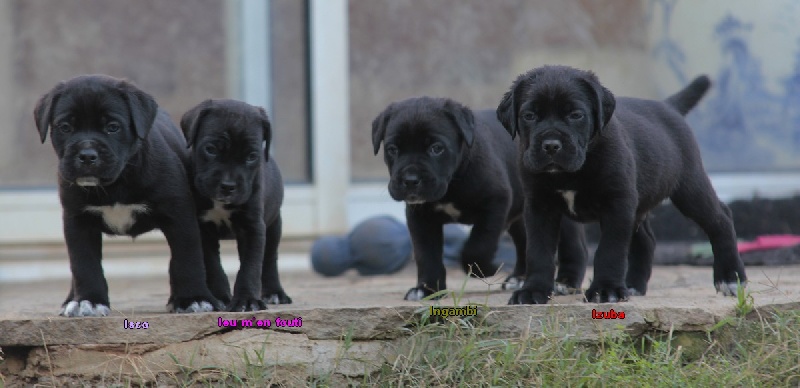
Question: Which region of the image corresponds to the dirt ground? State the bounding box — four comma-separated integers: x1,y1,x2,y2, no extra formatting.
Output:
2,260,799,321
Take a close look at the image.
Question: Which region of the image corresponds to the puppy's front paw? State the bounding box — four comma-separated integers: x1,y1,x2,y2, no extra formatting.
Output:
585,284,629,303
263,290,292,305
502,275,525,290
715,281,744,297
508,289,550,304
228,296,268,312
404,287,442,301
60,300,110,317
167,296,223,313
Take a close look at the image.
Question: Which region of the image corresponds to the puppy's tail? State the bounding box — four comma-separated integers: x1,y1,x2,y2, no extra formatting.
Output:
665,75,711,115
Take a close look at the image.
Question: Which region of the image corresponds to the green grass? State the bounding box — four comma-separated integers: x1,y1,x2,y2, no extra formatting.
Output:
735,277,755,317
347,309,799,387
155,302,800,387
5,309,799,386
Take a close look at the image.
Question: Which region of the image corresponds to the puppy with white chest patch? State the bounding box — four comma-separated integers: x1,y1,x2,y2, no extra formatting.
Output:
497,65,747,304
372,97,588,301
181,99,291,312
34,74,224,316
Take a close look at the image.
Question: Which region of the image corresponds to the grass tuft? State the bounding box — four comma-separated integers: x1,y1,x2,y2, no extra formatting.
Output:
359,308,800,387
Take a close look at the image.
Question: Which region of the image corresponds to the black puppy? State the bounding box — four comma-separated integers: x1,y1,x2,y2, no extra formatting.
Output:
372,97,588,300
497,65,747,304
34,74,223,316
181,99,291,312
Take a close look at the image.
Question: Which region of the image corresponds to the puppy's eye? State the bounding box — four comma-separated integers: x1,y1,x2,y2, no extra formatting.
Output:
246,152,259,163
568,111,585,121
204,145,218,156
57,123,73,133
522,112,537,121
429,143,445,156
385,145,398,157
105,123,121,133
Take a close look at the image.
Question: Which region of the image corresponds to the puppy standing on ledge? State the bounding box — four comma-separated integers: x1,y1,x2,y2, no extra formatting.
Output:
181,99,291,312
497,65,747,304
34,75,223,316
372,97,588,301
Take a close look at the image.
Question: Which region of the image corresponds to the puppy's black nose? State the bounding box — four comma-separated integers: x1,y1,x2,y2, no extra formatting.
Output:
78,149,98,165
402,174,421,188
219,182,237,195
542,139,562,155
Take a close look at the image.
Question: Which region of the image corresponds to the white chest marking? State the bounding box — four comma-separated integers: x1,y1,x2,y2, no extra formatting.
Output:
435,202,461,220
84,203,149,234
201,200,233,228
557,190,577,216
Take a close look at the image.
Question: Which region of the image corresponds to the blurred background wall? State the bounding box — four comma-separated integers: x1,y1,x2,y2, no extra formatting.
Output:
0,0,798,243
0,0,310,187
350,0,800,179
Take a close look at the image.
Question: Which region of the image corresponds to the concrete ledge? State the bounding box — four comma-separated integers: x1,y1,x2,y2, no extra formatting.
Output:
1,265,799,384
0,301,754,347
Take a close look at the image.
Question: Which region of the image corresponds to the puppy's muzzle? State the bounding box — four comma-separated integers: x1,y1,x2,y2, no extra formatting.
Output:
215,181,238,203
67,140,107,185
219,181,237,196
389,167,444,204
401,173,421,189
542,139,562,156
524,132,582,173
78,148,99,165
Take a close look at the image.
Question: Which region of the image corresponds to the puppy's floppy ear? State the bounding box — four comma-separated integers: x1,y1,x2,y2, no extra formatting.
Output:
118,80,158,141
443,99,475,148
371,103,395,155
581,73,616,133
257,106,273,161
496,87,517,139
180,99,213,148
33,82,65,143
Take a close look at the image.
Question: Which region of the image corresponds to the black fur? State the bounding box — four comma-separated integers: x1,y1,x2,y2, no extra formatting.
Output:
34,74,223,316
497,66,747,304
372,96,588,300
181,99,291,312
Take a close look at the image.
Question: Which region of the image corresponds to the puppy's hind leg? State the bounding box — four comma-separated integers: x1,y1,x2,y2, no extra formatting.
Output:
502,219,526,290
261,215,292,304
625,217,655,296
555,219,588,295
670,172,747,296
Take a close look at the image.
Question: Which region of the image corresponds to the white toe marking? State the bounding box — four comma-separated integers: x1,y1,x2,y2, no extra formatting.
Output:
61,301,80,316
265,294,281,304
61,300,110,317
405,288,426,301
173,301,215,314
435,202,461,220
84,203,149,234
557,190,577,216
504,276,524,290
716,281,741,297
201,200,233,229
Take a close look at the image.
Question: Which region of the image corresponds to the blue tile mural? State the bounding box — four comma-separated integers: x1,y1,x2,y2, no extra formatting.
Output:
652,0,800,173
